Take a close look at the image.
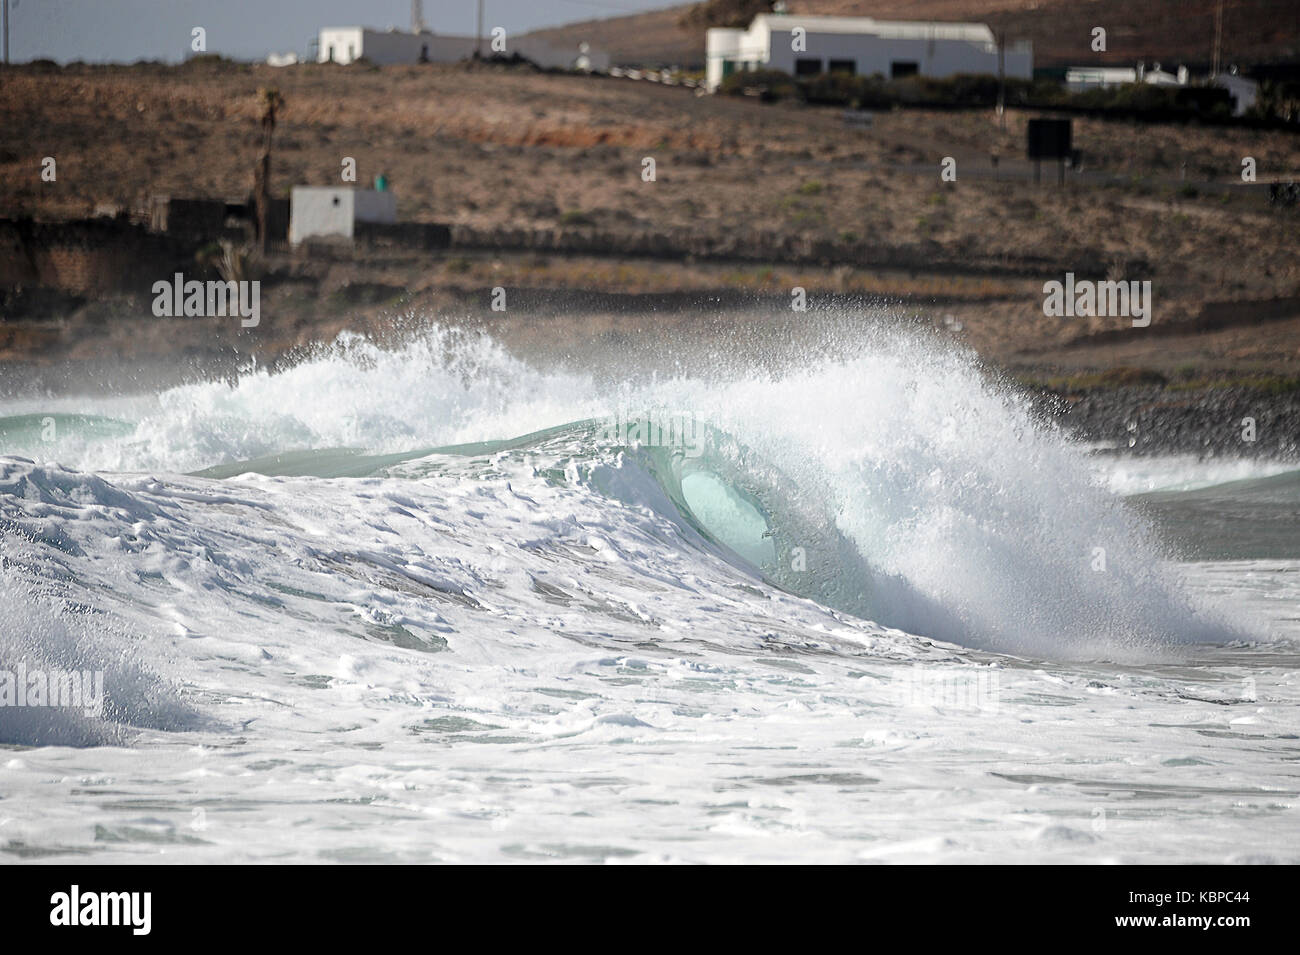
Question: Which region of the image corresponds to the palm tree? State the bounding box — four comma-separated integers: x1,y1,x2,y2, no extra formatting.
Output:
253,87,284,252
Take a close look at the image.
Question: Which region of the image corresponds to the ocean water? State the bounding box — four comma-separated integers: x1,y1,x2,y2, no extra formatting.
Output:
1,324,1297,863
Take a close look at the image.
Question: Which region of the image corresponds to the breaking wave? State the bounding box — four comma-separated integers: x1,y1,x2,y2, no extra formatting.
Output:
0,324,1243,661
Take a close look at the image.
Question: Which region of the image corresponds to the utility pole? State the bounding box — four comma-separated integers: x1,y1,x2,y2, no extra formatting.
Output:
3,0,10,66
411,0,424,34
476,0,484,58
1212,0,1223,76
996,31,1005,130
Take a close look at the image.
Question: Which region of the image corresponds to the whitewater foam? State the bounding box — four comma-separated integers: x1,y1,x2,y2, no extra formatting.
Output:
0,325,1246,659
0,321,1295,862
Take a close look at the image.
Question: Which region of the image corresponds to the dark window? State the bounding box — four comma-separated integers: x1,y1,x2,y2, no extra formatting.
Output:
828,59,856,75
890,61,919,79
794,57,823,77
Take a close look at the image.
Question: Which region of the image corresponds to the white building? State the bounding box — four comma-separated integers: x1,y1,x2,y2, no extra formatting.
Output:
1212,72,1258,116
705,14,1032,92
317,26,609,73
1065,64,1188,93
289,187,397,246
1065,64,1256,116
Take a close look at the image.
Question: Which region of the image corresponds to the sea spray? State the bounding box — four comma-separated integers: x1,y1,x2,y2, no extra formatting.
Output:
0,320,1241,658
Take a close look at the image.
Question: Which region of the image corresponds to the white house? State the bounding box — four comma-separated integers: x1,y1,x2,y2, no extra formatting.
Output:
1065,66,1138,92
1064,64,1256,115
1065,64,1188,93
705,14,1032,92
289,187,397,246
317,26,609,73
1212,72,1258,116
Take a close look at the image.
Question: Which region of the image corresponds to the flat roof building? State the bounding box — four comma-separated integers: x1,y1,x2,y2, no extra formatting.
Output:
706,14,1031,92
289,187,397,246
1065,64,1188,93
317,26,609,73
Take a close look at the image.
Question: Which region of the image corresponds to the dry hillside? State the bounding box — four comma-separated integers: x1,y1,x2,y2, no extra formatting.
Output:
2,59,1299,374
525,0,1300,69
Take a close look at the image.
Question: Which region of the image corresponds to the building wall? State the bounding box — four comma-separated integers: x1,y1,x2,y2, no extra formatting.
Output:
290,188,397,245
1214,75,1258,116
318,28,364,63
317,28,471,65
361,30,442,64
769,31,1031,81
706,18,1031,90
316,28,608,71
706,27,770,91
0,220,188,295
353,190,398,226
290,188,356,244
1066,68,1139,93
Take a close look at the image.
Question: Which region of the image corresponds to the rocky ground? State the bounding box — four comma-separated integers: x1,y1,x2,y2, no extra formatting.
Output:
1032,385,1300,460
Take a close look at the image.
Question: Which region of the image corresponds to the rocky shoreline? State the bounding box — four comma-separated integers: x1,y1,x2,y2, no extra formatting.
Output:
1,271,1296,464
1032,384,1300,461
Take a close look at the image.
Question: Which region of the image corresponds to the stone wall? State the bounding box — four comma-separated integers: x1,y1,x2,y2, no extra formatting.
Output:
0,219,191,296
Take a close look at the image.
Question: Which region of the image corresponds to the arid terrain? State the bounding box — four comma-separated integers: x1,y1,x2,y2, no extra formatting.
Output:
1,57,1299,457
4,60,1300,359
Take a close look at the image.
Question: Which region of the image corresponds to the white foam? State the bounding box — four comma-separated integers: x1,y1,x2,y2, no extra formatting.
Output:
0,325,1247,657
0,323,1295,863
1096,454,1297,495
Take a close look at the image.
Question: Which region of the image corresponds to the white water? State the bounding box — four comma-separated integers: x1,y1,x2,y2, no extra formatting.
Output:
1,324,1297,863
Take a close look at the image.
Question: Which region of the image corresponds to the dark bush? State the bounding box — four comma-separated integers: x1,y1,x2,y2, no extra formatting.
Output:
717,67,1279,126
801,72,892,108
718,68,799,101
